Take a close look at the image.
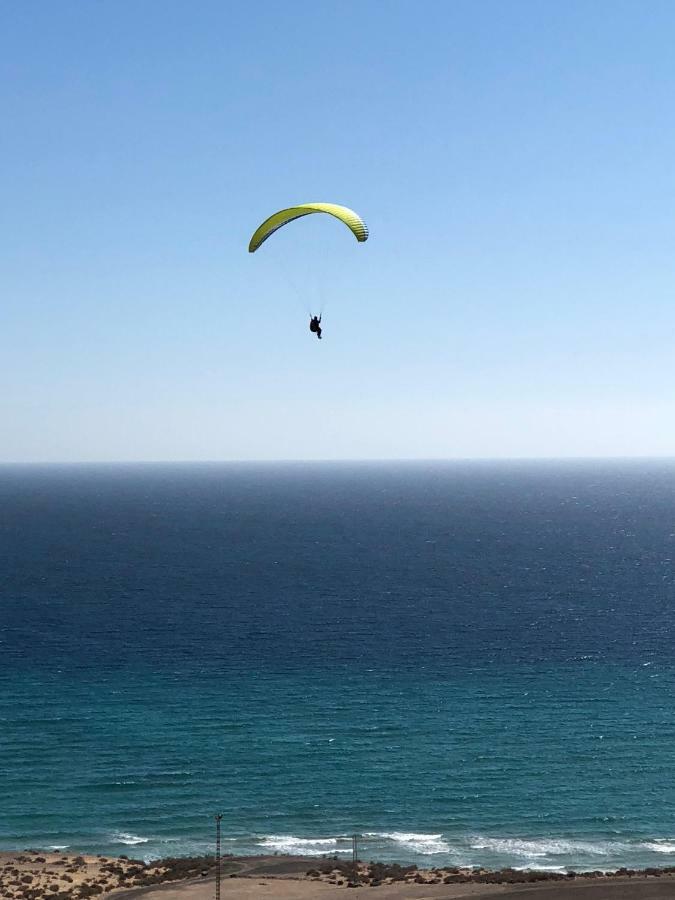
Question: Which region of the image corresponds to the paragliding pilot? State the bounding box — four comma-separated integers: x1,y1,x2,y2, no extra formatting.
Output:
309,315,322,340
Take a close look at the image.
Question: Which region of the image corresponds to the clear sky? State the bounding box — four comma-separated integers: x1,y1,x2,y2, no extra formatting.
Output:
2,0,675,462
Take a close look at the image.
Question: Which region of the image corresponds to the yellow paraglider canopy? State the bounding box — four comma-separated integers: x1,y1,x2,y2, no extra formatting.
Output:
248,203,368,253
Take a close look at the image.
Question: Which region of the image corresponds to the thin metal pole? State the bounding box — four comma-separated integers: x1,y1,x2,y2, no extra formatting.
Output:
215,814,223,900
352,833,359,884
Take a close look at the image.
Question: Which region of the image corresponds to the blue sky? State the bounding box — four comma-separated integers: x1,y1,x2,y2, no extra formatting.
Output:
2,0,674,461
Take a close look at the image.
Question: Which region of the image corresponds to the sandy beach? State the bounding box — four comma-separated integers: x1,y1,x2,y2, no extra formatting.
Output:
3,852,675,900
112,879,675,900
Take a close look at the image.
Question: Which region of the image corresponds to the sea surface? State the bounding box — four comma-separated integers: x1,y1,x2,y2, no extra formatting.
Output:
1,461,675,872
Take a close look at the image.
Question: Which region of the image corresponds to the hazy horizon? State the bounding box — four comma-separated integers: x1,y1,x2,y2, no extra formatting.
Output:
3,454,675,466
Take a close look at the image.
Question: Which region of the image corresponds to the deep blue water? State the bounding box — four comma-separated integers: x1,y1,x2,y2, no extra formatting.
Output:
1,461,675,871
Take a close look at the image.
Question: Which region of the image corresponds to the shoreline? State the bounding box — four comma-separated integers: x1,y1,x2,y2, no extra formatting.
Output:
3,851,675,899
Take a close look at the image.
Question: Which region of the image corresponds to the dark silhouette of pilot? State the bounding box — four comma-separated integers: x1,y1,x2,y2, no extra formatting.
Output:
309,315,322,340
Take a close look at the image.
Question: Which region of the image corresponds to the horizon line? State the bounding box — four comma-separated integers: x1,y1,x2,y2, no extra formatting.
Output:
1,455,675,466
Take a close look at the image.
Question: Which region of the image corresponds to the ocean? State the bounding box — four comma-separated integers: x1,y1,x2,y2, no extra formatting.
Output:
1,461,674,872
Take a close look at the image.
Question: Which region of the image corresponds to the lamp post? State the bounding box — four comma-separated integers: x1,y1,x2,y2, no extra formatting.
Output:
215,814,223,900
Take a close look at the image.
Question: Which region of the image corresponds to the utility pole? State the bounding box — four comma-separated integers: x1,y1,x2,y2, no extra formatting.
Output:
215,814,223,900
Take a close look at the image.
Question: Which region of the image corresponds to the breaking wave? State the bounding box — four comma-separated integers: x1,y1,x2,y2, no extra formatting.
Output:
250,831,675,870
257,835,352,856
468,836,629,858
364,832,451,855
110,832,150,846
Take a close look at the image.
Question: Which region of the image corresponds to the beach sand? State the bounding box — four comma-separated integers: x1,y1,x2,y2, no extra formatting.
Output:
0,851,154,898
112,874,675,899
111,875,675,899
3,852,675,900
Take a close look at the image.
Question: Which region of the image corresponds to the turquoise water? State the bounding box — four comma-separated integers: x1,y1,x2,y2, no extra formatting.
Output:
2,462,674,871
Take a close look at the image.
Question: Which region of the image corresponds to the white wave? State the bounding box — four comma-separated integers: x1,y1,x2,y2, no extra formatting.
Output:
469,836,625,858
515,864,567,872
257,835,351,857
366,832,451,854
47,845,69,851
641,840,675,854
154,770,193,776
110,832,150,846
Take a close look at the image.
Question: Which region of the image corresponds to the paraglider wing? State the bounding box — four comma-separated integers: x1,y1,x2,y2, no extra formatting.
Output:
248,203,368,253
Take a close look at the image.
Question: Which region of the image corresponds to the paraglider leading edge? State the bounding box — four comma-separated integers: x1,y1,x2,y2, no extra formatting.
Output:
248,203,369,253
